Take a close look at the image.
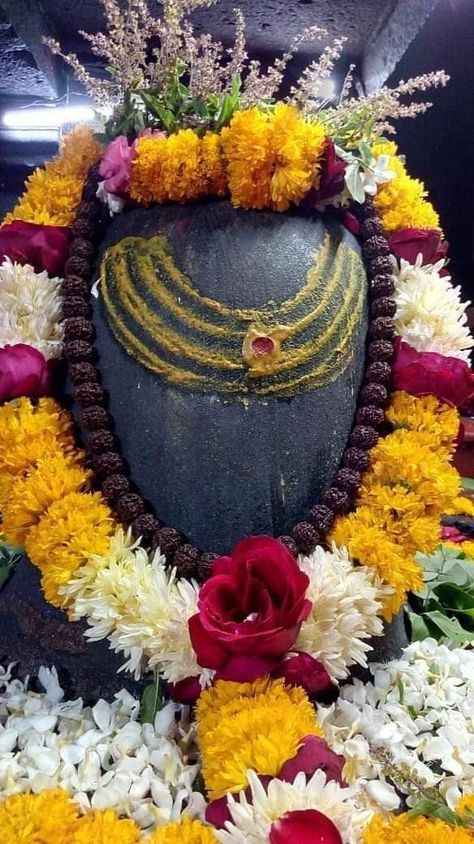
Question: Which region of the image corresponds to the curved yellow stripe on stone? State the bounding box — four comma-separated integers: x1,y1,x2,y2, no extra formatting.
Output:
100,233,367,397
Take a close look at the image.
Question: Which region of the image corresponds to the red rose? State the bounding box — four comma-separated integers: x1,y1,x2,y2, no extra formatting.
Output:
388,228,448,266
0,344,51,402
312,140,347,205
168,676,202,704
279,735,346,786
269,809,342,844
188,536,311,682
274,652,332,697
441,525,469,544
0,220,71,277
393,338,474,408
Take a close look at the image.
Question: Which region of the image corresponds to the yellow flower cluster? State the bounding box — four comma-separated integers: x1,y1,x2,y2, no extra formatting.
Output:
373,141,440,234
130,130,227,205
3,125,102,227
363,812,473,844
331,391,462,619
196,678,322,800
221,104,326,211
148,816,218,843
0,397,113,608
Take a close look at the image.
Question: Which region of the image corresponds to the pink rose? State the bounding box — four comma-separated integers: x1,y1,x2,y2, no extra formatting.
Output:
188,536,311,682
388,228,448,266
273,653,332,697
393,338,474,408
99,135,134,195
0,344,51,402
269,809,343,844
0,220,71,276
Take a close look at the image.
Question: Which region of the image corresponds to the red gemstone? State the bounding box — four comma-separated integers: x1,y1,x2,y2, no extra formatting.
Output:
251,336,275,356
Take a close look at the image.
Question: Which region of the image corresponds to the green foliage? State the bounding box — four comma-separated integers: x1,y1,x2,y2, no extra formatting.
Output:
406,545,474,644
0,540,22,592
138,673,164,724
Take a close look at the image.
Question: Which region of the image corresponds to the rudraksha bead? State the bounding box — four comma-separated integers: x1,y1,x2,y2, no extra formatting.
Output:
116,492,145,522
65,255,91,279
333,467,361,492
71,218,96,240
342,447,371,472
363,235,390,260
102,472,130,500
63,297,90,318
76,199,101,220
154,526,183,557
86,429,115,455
69,237,95,261
132,513,160,542
350,424,379,449
62,275,89,298
69,361,99,385
368,340,394,362
292,522,320,555
369,317,395,340
371,296,397,318
173,544,200,578
198,552,219,581
365,361,392,384
323,487,350,513
278,535,299,557
360,383,388,406
93,451,124,477
369,255,392,276
79,405,108,431
361,217,382,239
63,316,94,342
307,504,334,535
65,339,93,362
75,382,105,407
370,275,395,297
357,405,385,427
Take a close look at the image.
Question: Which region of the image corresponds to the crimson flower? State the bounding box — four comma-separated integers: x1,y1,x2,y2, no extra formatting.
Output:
269,809,343,844
99,135,134,195
273,652,332,697
0,220,71,276
279,736,346,786
0,344,51,402
188,536,311,682
311,140,347,205
388,228,448,266
393,338,474,407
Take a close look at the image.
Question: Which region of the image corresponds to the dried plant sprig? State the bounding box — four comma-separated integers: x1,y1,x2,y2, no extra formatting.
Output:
288,36,347,113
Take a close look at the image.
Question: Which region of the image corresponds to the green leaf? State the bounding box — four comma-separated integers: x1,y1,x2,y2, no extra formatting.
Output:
139,674,164,724
358,140,372,167
409,797,462,826
396,677,405,703
461,476,474,490
345,162,365,203
433,582,474,617
423,610,474,643
0,541,22,592
406,610,433,641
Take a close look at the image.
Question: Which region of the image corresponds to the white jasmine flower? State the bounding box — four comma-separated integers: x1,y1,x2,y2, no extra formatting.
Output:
62,528,212,686
363,155,396,195
393,256,473,362
217,769,373,844
0,258,64,359
295,545,384,681
96,180,126,215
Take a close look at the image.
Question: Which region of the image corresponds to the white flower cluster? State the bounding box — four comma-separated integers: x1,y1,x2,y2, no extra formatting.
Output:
0,258,64,359
62,529,213,687
0,662,204,829
318,638,474,812
295,545,385,681
393,256,473,362
217,769,373,844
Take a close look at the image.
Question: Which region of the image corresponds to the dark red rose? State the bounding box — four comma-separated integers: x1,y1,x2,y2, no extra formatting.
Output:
274,653,332,697
340,210,361,237
312,140,347,204
188,536,311,682
269,809,343,844
388,228,448,266
279,735,346,786
205,776,272,829
168,676,202,704
393,338,474,408
0,220,71,276
0,344,51,402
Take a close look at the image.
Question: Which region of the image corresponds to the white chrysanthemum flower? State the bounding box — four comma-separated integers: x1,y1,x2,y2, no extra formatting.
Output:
393,256,473,362
294,545,384,681
216,769,373,844
62,528,212,686
0,663,203,828
318,639,474,810
0,258,64,359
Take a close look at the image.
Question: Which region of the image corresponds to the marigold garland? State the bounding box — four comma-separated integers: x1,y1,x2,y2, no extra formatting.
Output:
372,141,440,234
196,678,322,800
148,816,218,843
363,812,473,844
0,789,80,844
70,809,142,844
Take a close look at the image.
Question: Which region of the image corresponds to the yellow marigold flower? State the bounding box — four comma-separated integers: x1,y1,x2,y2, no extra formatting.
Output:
163,129,204,202
375,166,439,234
71,809,141,844
444,540,474,559
4,168,85,227
363,811,473,844
2,453,90,546
25,490,113,606
0,397,75,502
445,495,474,518
330,515,423,619
130,135,169,205
196,678,322,800
386,391,460,453
0,789,80,844
148,816,218,844
200,131,228,196
48,124,103,181
221,107,273,209
456,794,474,815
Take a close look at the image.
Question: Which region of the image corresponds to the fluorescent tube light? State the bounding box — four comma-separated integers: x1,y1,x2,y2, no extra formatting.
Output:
2,105,95,130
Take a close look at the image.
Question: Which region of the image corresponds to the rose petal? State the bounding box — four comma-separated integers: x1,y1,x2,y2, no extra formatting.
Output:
269,809,343,844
